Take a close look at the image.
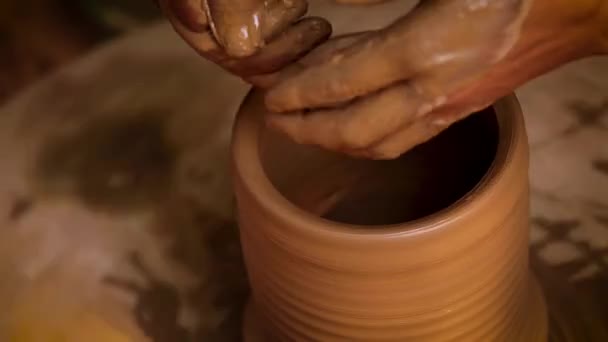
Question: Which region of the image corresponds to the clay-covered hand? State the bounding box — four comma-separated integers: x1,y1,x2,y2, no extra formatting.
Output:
265,0,608,159
158,0,331,85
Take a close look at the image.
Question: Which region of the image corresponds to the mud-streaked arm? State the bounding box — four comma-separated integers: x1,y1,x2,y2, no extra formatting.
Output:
265,0,608,159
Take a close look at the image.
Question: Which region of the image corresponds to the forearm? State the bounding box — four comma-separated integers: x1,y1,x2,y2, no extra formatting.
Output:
524,0,608,54
442,0,607,112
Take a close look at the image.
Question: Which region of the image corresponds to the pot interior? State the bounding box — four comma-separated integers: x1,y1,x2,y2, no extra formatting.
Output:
259,108,499,227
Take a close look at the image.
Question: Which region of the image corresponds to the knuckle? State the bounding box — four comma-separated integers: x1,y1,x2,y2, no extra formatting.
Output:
320,79,352,104
340,121,377,150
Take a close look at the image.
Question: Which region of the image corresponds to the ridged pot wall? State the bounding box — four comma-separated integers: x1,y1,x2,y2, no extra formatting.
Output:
232,91,548,341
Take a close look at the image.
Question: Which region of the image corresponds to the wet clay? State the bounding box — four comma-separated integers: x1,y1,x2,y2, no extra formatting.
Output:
203,0,265,57
265,0,533,111
232,91,548,340
165,0,608,157
262,0,608,159
161,0,330,80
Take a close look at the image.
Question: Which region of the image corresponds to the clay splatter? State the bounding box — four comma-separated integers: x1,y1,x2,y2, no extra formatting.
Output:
33,112,176,214
104,253,190,342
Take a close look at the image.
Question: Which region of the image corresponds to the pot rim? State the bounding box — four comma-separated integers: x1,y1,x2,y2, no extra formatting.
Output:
232,92,524,238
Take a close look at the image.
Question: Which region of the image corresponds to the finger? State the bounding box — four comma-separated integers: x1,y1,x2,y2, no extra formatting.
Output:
266,82,431,152
162,0,317,74
204,0,265,57
297,31,370,66
163,0,306,49
265,29,413,112
262,0,308,40
226,17,331,76
364,107,472,159
160,0,224,58
264,0,528,113
362,118,443,159
168,0,208,32
263,3,441,113
245,31,368,88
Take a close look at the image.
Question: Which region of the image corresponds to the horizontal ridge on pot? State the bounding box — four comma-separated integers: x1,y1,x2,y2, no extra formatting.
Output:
232,91,548,341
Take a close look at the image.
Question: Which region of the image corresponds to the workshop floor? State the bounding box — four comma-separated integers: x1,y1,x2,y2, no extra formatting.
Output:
0,0,606,340
0,0,158,104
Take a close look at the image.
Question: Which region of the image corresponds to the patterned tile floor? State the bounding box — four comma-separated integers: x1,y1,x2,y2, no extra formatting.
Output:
518,58,608,341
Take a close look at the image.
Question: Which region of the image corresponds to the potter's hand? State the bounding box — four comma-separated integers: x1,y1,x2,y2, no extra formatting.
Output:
265,0,608,159
158,0,331,86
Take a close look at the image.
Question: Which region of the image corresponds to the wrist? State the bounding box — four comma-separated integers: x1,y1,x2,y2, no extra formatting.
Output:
552,0,608,54
517,0,607,58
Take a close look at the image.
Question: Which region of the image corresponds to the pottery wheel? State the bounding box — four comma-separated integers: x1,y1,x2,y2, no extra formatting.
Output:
0,1,606,340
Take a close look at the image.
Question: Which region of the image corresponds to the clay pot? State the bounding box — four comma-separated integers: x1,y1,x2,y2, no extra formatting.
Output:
232,90,548,341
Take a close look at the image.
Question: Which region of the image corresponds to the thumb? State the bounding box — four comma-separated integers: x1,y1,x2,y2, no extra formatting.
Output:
204,0,266,57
